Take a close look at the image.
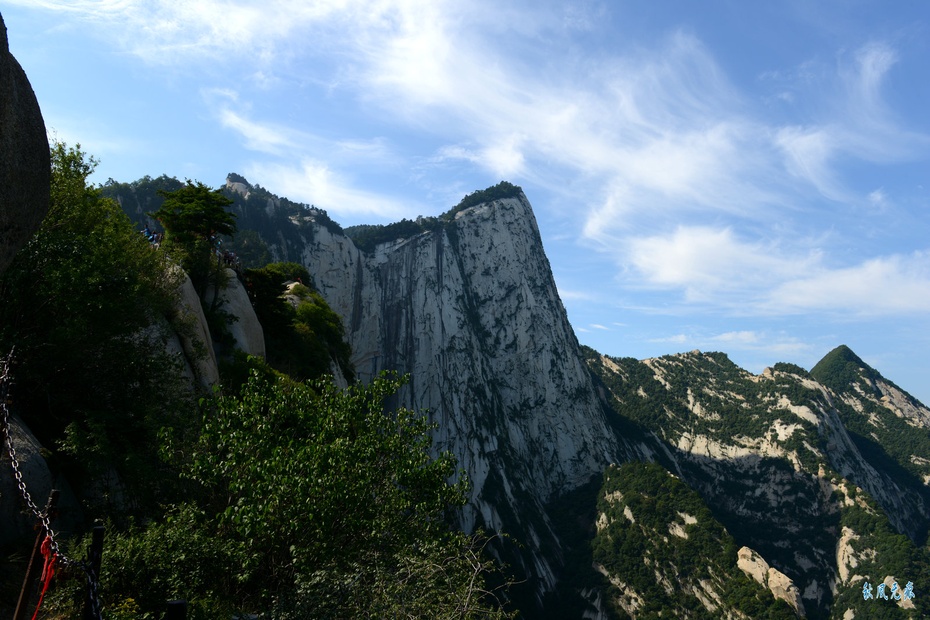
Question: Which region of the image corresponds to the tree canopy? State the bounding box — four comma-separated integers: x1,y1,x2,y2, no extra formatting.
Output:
46,370,510,618
0,141,192,512
150,180,237,303
152,180,236,244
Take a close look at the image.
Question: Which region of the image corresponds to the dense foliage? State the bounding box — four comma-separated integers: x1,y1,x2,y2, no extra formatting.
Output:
832,495,930,618
150,180,237,303
0,142,192,512
810,345,930,502
241,262,355,383
592,462,796,619
47,371,509,618
441,181,524,220
1,148,509,618
345,217,443,253
344,181,524,253
102,173,341,268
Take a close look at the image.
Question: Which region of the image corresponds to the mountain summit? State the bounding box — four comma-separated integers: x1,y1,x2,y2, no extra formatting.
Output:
102,174,930,617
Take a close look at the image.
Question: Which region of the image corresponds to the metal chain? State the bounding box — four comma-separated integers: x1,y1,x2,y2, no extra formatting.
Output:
1,349,103,619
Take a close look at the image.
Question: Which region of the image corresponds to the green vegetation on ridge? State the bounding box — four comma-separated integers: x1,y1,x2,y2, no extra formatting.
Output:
0,142,192,513
593,462,796,619
344,181,523,253
1,145,510,618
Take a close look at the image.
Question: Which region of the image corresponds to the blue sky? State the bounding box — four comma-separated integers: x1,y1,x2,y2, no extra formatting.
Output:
5,1,930,403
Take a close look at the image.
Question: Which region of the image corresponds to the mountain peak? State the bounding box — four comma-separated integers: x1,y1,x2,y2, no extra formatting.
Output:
810,344,879,394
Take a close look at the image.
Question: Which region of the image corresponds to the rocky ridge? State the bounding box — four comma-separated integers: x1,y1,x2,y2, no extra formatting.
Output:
586,348,930,618
106,174,930,617
292,187,628,598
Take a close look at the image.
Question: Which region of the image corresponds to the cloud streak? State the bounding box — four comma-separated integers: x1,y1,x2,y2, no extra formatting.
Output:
14,0,930,320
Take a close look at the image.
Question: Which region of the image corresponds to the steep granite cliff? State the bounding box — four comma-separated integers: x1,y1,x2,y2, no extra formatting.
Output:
296,188,627,597
107,173,930,617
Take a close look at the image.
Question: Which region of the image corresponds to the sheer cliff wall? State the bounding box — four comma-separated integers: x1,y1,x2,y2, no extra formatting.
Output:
299,193,626,594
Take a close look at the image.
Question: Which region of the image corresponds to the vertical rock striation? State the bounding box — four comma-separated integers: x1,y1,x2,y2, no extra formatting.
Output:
300,192,624,596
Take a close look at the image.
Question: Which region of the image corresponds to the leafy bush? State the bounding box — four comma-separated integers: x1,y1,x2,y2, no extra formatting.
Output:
46,371,510,618
242,262,354,383
0,142,194,513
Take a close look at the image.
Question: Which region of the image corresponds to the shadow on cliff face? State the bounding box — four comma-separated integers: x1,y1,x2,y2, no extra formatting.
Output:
0,11,50,277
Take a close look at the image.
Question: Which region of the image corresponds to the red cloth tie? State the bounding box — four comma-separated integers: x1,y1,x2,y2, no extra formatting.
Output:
31,535,57,620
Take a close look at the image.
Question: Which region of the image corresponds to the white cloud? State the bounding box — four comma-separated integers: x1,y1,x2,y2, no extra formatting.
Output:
712,331,760,345
775,125,847,201
590,324,610,331
868,188,888,210
16,1,930,325
8,0,356,64
620,224,930,316
625,226,819,302
558,288,597,302
768,252,930,315
218,108,298,155
244,159,415,219
650,334,689,345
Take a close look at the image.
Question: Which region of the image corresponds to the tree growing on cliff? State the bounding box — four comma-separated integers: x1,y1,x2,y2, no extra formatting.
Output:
151,180,237,304
0,141,191,512
50,370,512,618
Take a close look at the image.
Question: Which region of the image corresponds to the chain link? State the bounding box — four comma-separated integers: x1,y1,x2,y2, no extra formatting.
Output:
1,349,103,619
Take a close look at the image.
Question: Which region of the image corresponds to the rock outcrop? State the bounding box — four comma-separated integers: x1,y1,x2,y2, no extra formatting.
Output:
168,272,220,388
215,268,265,358
298,192,626,599
0,12,49,276
738,546,806,617
0,413,81,547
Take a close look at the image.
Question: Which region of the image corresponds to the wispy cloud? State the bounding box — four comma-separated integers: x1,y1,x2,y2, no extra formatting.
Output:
217,108,299,156
16,0,930,321
243,159,416,219
625,226,821,303
557,288,597,302
767,252,930,315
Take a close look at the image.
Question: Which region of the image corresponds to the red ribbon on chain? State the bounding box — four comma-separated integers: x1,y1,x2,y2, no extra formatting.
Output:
31,535,57,620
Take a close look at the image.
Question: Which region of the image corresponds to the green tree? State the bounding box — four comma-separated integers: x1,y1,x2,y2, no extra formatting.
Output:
241,262,355,383
151,180,237,304
49,369,511,618
0,141,193,513
224,228,271,268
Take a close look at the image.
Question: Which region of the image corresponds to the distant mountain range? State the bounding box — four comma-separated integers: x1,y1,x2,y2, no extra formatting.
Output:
103,174,930,618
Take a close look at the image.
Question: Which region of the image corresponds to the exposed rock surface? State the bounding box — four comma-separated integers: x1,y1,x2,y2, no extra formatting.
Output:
737,547,806,616
214,268,265,358
0,413,81,547
106,173,930,616
169,272,220,388
0,12,50,276
297,192,626,598
587,349,930,617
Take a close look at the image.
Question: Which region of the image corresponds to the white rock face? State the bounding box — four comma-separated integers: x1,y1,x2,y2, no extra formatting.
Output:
299,193,623,594
172,272,219,387
836,526,860,584
737,546,807,617
875,378,930,429
767,567,806,617
214,268,265,358
737,546,770,586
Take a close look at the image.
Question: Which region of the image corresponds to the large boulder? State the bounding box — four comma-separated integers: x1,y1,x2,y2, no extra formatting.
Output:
0,413,82,547
0,12,50,276
216,268,265,358
173,272,221,388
